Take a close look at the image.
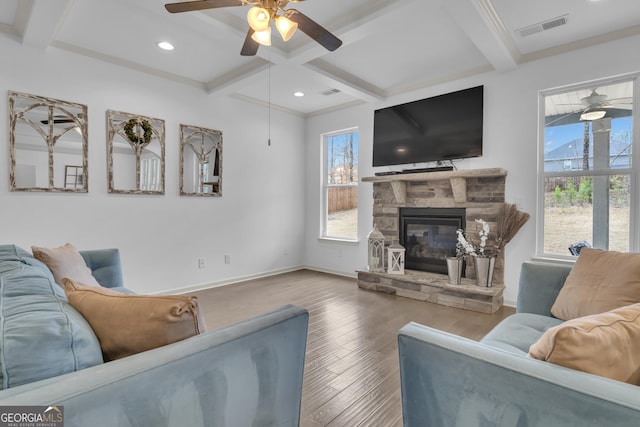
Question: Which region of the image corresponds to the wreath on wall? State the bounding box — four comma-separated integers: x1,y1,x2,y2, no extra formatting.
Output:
124,118,153,145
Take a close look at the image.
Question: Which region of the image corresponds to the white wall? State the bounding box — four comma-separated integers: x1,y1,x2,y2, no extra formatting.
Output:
304,35,640,306
3,34,638,303
0,39,307,294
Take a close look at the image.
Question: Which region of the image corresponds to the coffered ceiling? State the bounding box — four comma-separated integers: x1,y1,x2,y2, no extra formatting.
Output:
1,0,639,116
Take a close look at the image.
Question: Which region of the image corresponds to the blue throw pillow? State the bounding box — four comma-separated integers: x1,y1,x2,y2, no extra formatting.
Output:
0,245,103,389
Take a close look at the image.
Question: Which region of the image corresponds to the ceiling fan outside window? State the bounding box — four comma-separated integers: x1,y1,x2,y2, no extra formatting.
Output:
164,0,342,56
545,83,633,127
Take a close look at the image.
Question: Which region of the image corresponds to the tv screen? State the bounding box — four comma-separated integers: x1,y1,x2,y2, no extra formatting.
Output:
372,86,483,167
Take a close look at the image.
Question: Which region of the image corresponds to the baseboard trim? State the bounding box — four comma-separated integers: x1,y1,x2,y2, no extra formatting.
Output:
302,265,357,279
158,265,306,295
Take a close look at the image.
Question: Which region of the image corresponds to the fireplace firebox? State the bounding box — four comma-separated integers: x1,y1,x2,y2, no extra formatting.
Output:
399,208,466,274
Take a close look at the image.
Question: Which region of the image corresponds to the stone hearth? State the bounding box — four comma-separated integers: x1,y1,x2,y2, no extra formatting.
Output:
360,168,507,312
357,270,504,313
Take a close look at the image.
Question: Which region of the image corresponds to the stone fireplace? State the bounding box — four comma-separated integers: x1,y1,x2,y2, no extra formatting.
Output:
357,168,507,313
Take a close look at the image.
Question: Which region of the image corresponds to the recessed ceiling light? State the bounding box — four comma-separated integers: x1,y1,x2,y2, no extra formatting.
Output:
294,91,304,97
158,41,174,51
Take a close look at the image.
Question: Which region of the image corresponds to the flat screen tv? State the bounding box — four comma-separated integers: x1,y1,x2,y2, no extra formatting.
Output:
372,86,483,167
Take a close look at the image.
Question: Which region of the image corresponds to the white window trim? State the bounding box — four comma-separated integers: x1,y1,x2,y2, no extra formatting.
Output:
536,72,640,259
320,127,359,242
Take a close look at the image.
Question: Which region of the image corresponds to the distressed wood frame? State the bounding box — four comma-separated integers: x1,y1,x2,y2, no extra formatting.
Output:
107,110,165,195
179,124,223,197
9,91,88,192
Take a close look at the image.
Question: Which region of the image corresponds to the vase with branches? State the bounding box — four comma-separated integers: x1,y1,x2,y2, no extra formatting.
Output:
455,204,530,286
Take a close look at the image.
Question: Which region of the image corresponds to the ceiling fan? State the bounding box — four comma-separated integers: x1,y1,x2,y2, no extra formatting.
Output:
164,0,343,56
39,114,84,125
550,89,633,124
572,89,632,121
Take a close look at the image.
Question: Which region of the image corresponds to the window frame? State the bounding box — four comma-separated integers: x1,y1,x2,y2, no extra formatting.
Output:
320,127,359,243
536,73,640,260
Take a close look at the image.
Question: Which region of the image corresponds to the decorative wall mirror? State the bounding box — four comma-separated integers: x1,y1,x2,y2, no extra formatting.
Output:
179,124,223,196
9,91,88,192
107,110,165,194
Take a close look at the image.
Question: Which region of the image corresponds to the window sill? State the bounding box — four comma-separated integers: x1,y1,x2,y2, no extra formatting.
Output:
531,256,576,265
318,237,360,245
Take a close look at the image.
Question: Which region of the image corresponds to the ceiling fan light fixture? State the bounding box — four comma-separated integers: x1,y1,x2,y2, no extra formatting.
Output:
580,108,606,121
251,27,272,46
275,15,298,41
247,7,271,32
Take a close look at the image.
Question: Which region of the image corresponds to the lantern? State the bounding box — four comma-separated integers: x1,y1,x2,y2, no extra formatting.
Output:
367,224,385,272
387,238,405,275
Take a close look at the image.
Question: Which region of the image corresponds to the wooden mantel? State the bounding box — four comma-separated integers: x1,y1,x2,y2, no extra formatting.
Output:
362,168,507,204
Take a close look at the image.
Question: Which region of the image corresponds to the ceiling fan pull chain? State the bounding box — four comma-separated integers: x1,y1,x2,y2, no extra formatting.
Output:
268,51,271,147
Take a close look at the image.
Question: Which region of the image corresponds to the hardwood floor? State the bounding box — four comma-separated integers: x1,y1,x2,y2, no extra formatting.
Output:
192,269,515,427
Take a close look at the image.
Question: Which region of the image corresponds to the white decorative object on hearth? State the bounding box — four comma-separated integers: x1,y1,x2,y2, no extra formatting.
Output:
367,224,385,272
387,239,405,275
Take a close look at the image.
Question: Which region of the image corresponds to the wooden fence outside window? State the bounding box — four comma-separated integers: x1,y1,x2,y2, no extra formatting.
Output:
328,185,358,214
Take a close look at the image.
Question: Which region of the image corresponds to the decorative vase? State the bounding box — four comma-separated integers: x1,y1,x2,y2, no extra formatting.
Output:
475,256,495,287
446,257,464,285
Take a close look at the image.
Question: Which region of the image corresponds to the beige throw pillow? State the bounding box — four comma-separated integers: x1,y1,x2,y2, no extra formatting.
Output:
551,248,640,320
32,243,101,287
529,303,640,385
62,278,206,361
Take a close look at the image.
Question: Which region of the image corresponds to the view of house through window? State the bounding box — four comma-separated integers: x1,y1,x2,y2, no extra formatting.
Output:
541,78,635,256
323,129,359,240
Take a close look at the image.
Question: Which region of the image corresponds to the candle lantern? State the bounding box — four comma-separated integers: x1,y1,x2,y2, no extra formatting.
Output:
367,224,385,272
387,238,405,275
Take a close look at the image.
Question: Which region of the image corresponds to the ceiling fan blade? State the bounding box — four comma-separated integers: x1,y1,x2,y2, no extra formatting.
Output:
40,119,74,125
165,0,243,13
287,9,342,52
240,29,259,56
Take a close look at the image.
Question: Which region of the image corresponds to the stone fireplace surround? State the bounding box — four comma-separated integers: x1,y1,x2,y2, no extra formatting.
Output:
358,168,507,313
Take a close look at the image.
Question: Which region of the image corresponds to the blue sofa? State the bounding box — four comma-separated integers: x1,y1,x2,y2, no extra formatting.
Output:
0,245,308,427
398,261,640,427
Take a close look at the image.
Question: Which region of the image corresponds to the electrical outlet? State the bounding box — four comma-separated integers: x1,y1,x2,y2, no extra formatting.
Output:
283,248,289,256
224,254,231,264
198,258,205,269
338,248,343,258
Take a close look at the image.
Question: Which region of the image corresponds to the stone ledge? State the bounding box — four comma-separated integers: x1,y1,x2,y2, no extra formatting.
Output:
362,168,507,205
357,269,504,314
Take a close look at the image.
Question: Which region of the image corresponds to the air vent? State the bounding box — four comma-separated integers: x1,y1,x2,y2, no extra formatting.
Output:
542,16,568,30
516,14,568,38
320,88,341,96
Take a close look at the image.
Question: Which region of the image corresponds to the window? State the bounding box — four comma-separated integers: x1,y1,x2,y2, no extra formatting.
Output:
322,129,359,240
539,76,637,258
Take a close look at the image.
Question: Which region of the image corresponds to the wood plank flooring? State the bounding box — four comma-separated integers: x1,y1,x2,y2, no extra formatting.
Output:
192,269,515,427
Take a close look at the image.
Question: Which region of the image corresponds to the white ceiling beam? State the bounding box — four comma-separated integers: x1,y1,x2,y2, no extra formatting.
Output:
304,60,385,103
442,0,520,72
0,0,32,41
169,0,422,103
202,0,421,102
193,8,291,93
205,58,270,95
21,0,74,49
273,0,422,101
